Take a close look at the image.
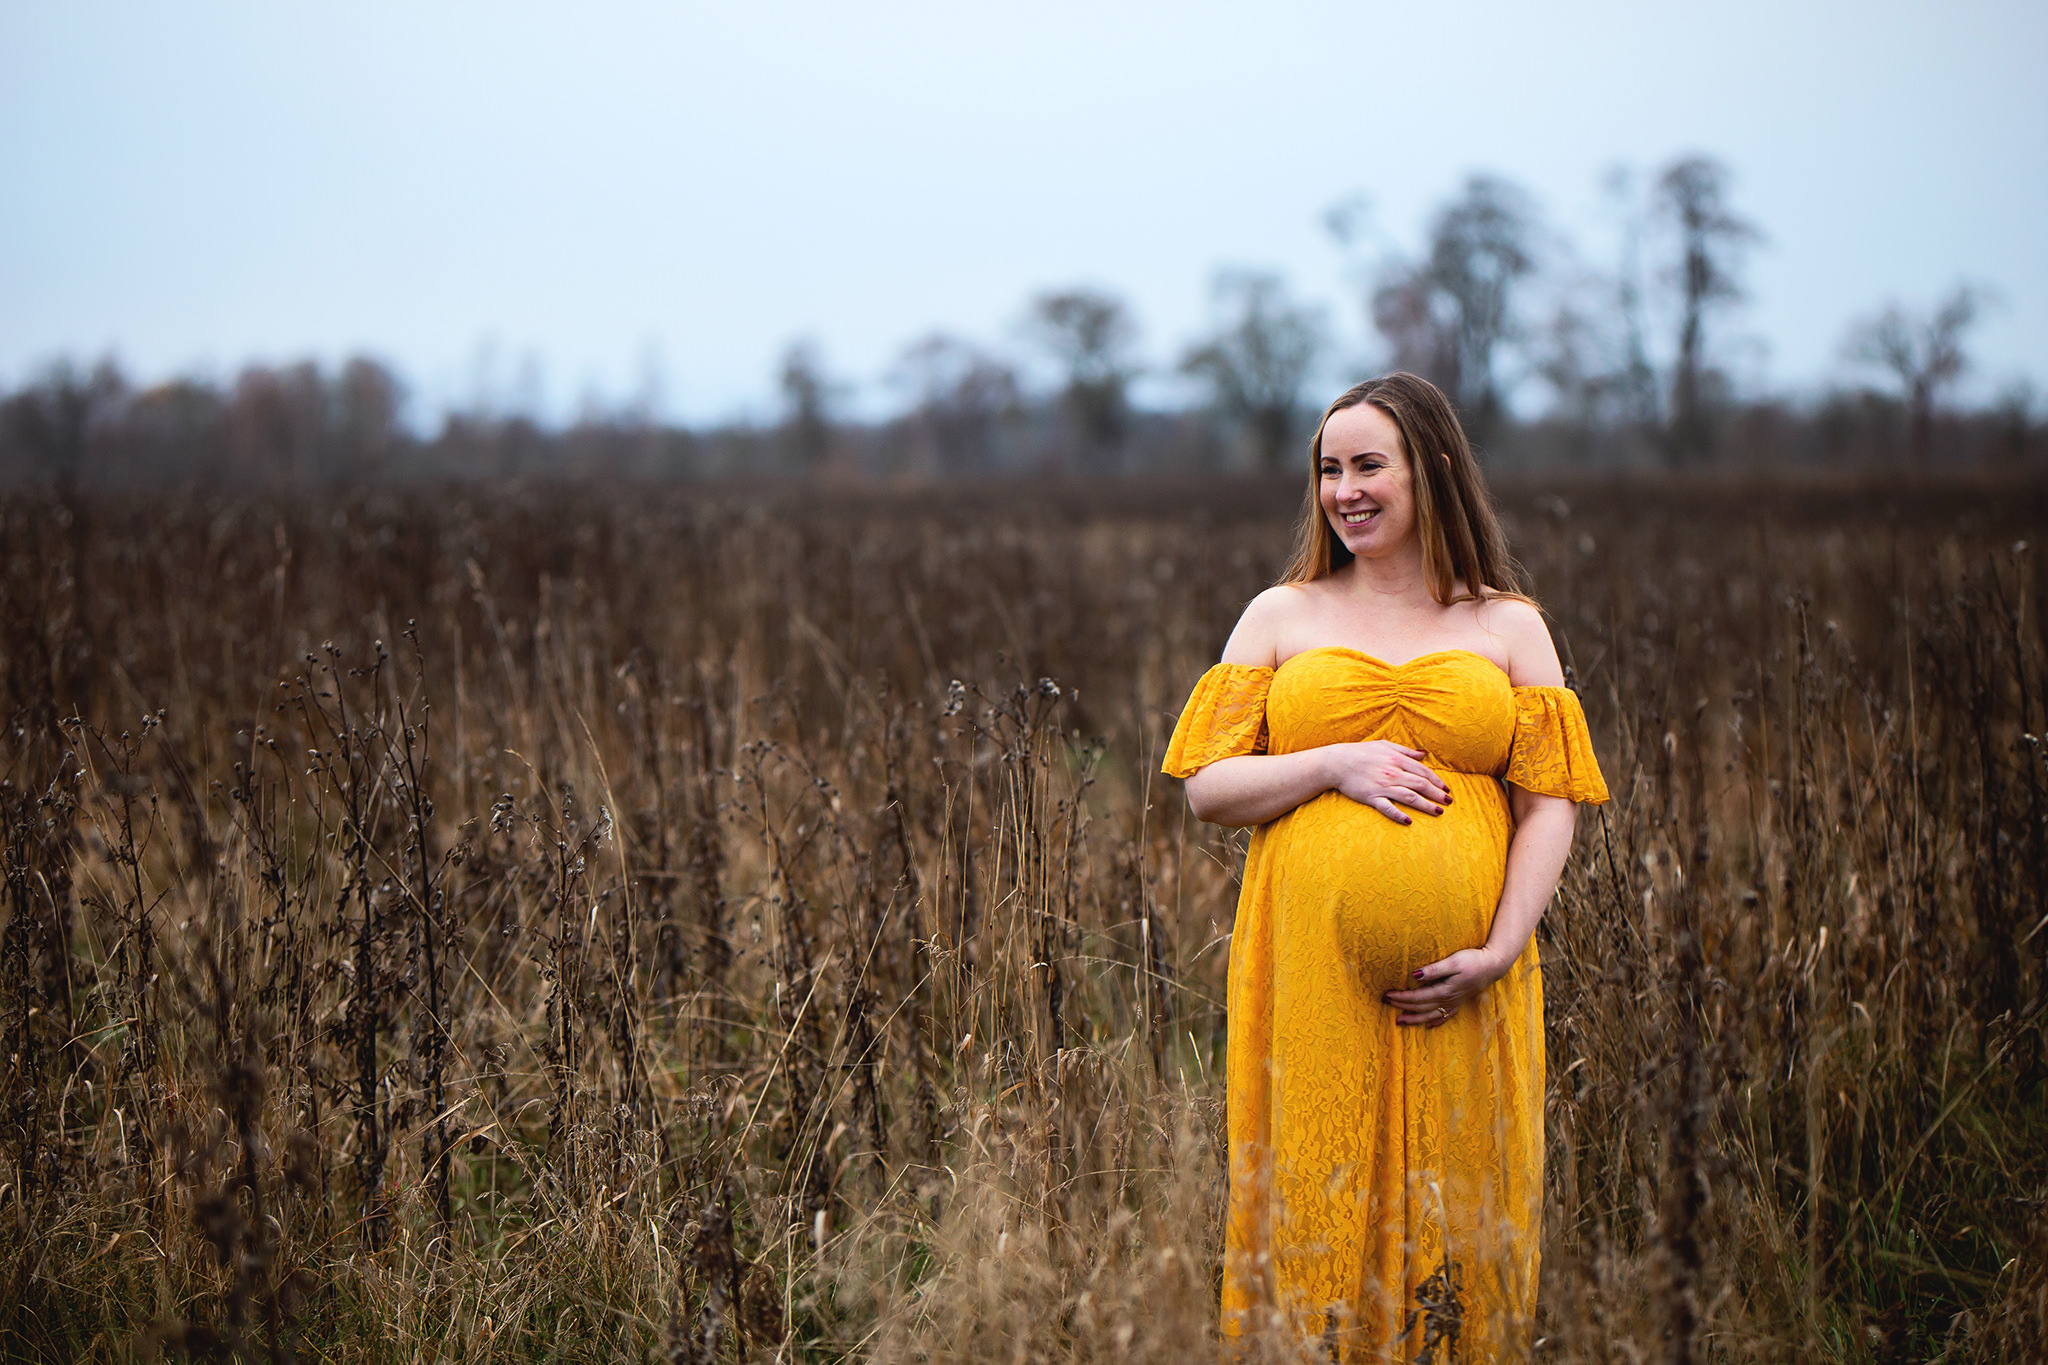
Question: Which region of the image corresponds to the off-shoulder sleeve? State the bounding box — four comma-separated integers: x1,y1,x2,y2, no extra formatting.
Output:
1506,686,1610,804
1162,664,1275,778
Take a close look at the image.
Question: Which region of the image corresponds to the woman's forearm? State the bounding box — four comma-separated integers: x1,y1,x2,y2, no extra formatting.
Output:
1181,750,1335,827
1484,792,1578,966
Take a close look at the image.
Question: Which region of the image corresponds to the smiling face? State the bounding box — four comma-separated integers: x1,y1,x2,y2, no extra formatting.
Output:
1317,400,1420,563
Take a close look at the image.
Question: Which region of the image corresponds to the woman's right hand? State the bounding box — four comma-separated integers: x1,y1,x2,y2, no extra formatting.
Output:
1324,741,1451,825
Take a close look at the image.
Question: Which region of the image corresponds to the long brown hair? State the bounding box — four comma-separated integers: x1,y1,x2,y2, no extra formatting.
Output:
1279,372,1529,605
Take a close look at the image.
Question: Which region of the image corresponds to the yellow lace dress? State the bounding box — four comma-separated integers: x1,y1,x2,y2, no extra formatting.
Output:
1163,648,1609,1360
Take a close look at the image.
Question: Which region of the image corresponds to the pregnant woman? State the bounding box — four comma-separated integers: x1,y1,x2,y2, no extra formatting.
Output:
1165,373,1609,1359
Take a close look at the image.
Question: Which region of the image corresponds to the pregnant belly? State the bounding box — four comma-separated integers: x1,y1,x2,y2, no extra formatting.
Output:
1271,774,1513,995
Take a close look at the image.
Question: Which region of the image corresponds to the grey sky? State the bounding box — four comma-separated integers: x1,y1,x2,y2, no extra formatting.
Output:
3,1,2043,426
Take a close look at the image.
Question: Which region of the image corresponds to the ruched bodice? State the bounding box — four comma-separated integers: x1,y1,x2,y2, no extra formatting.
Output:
1166,647,1606,801
1267,647,1514,773
1165,648,1607,1359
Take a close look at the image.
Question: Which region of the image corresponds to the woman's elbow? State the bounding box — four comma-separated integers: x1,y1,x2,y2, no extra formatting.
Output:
1181,770,1233,825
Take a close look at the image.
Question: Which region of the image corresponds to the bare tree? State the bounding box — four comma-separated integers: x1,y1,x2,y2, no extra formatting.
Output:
777,339,835,471
122,380,227,482
227,362,329,483
1025,289,1139,473
1604,164,1662,428
0,359,125,487
1992,380,2040,465
1,357,406,487
1369,261,1458,392
216,358,405,483
1843,285,1984,463
1531,296,1621,434
1367,175,1538,440
1655,155,1760,465
1429,175,1538,431
1180,270,1326,472
335,358,404,477
889,334,1021,477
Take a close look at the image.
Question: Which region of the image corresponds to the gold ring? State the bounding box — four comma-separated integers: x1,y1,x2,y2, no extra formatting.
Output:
1436,1007,1448,1020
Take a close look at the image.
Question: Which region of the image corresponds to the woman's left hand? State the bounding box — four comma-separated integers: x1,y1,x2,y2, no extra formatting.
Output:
1383,946,1511,1026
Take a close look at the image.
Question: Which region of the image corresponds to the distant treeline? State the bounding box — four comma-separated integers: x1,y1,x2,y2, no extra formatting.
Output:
5,154,2041,485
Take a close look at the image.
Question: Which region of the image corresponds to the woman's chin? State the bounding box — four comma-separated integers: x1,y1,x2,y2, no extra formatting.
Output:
1327,527,1409,564
1336,530,1399,558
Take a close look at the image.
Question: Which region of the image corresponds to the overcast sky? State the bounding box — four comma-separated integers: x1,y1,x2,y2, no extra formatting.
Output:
3,1,2043,426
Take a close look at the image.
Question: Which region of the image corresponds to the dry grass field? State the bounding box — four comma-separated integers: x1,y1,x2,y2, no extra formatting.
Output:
2,473,2046,1362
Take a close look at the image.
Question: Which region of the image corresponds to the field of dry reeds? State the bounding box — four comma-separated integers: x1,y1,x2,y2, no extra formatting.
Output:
2,473,2046,1362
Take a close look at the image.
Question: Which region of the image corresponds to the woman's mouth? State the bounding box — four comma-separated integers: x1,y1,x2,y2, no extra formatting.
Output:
1342,509,1379,526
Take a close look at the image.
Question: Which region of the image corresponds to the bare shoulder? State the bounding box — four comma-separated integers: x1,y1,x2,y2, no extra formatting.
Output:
1218,585,1308,668
1477,595,1565,687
